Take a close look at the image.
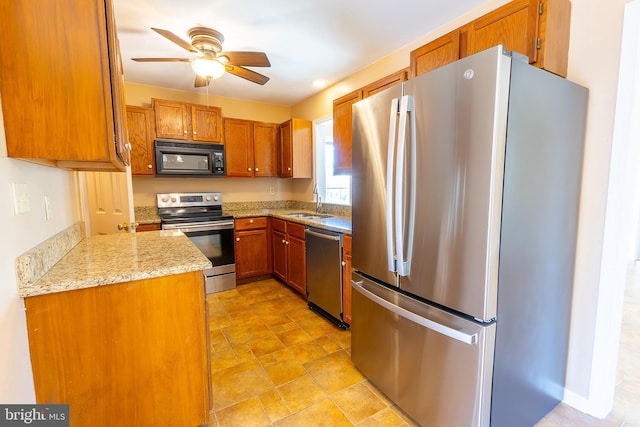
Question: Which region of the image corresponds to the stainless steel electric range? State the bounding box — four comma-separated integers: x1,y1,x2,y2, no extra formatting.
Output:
157,192,235,293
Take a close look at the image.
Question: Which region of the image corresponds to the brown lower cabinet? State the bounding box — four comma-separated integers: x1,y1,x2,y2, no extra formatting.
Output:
135,223,161,232
271,218,307,296
235,217,272,279
342,235,353,325
24,271,210,427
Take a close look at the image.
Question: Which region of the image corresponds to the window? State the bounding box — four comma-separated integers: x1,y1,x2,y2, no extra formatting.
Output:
314,117,351,205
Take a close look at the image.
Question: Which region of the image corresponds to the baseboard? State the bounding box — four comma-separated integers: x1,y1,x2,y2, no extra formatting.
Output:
562,389,611,419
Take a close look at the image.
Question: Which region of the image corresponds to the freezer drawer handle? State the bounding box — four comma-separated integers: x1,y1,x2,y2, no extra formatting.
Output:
352,280,478,345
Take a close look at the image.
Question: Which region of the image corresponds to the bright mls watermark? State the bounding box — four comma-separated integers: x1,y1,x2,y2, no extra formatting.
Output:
0,405,68,426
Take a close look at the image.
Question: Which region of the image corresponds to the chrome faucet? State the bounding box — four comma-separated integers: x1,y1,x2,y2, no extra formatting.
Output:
313,183,322,213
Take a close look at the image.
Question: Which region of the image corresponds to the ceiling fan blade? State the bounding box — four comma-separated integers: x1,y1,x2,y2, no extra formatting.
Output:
194,75,212,88
225,65,270,85
151,27,199,53
131,58,191,62
223,52,271,67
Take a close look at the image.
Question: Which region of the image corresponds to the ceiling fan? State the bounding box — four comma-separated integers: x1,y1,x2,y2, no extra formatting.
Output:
131,26,271,87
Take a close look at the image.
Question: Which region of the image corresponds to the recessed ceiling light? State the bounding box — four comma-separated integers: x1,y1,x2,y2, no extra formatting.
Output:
312,80,327,88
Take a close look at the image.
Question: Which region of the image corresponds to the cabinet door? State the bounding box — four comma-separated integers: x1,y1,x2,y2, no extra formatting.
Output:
126,106,155,175
153,99,189,140
333,90,363,173
467,0,535,62
363,70,408,97
192,104,222,142
235,229,270,278
342,235,353,325
272,229,288,282
253,122,278,177
278,120,293,177
410,30,461,78
287,235,306,296
224,118,254,177
0,0,127,171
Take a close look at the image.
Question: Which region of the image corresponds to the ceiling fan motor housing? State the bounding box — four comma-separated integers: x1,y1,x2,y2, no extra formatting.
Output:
189,27,224,54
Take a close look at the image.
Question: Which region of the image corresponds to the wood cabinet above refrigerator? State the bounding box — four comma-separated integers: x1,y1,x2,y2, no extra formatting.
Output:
0,0,129,171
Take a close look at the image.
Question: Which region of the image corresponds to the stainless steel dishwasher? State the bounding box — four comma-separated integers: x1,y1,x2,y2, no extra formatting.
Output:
305,227,347,328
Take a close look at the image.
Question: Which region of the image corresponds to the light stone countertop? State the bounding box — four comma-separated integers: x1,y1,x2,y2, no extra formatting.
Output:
225,208,352,234
19,231,212,298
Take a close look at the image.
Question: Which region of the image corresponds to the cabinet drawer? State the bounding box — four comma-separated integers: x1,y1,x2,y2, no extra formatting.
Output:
271,218,286,233
287,222,306,239
235,217,267,231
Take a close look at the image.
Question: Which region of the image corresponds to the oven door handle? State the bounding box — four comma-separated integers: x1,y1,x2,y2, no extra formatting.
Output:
162,220,234,233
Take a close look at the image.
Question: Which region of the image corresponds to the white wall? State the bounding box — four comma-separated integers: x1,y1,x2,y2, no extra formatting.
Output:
0,94,82,403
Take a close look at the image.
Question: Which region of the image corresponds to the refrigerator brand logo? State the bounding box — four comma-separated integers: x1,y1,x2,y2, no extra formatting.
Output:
463,69,475,79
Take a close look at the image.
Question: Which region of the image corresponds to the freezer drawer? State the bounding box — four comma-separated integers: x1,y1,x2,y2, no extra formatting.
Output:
351,273,496,427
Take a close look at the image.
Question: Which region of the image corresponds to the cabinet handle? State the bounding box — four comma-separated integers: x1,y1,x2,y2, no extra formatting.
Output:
147,164,153,169
282,239,286,244
183,130,188,134
342,261,347,266
193,131,197,135
236,237,240,242
287,167,292,171
248,167,252,172
255,167,259,172
249,219,254,223
125,143,132,150
285,241,290,245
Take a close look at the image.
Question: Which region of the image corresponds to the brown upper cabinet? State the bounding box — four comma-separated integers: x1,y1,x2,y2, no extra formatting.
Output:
152,98,223,143
126,106,156,175
411,0,571,78
410,31,461,78
0,0,129,171
278,119,313,178
333,70,408,173
224,118,278,177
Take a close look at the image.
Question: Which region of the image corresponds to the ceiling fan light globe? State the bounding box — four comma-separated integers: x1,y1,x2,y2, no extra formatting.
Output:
192,57,225,79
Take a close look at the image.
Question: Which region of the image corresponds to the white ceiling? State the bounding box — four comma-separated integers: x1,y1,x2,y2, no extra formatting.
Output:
113,0,487,106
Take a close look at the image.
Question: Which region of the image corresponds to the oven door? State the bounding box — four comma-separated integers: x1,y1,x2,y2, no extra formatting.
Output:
162,220,236,293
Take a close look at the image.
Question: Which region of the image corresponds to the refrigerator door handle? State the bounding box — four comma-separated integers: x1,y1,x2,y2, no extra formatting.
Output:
395,95,416,277
352,280,478,344
386,97,400,273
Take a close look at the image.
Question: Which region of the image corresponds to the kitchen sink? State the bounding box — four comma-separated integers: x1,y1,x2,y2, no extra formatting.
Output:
286,212,332,219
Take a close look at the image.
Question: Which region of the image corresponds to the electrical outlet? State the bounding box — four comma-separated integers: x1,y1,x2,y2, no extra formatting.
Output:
44,195,52,220
269,186,275,196
11,183,30,215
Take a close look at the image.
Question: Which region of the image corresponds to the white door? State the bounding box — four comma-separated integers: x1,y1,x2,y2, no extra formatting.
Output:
78,167,135,236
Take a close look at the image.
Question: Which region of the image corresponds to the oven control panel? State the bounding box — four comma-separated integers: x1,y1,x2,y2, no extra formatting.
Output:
157,192,222,208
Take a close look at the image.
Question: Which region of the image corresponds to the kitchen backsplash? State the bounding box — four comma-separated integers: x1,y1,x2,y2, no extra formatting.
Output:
223,201,351,218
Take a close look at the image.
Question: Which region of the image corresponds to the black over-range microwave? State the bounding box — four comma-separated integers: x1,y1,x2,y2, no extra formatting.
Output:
155,140,225,177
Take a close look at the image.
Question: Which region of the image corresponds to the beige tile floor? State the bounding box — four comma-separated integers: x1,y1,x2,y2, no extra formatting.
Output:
207,271,639,427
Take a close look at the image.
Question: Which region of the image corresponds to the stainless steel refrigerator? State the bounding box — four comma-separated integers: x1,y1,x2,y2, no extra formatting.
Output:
350,46,588,427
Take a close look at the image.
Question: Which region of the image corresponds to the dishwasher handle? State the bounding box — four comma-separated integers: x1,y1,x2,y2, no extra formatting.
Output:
305,229,341,241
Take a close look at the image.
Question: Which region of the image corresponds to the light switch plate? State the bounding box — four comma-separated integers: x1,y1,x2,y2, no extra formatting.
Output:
44,195,52,220
11,183,30,215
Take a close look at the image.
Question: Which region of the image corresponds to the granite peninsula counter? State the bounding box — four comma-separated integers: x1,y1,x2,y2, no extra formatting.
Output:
18,230,211,297
21,228,212,426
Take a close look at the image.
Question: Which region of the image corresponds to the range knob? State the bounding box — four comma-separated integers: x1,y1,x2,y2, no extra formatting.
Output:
205,196,212,201
170,197,177,203
161,196,169,203
213,195,220,201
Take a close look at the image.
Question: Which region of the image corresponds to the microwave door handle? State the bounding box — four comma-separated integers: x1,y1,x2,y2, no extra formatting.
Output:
386,97,400,273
